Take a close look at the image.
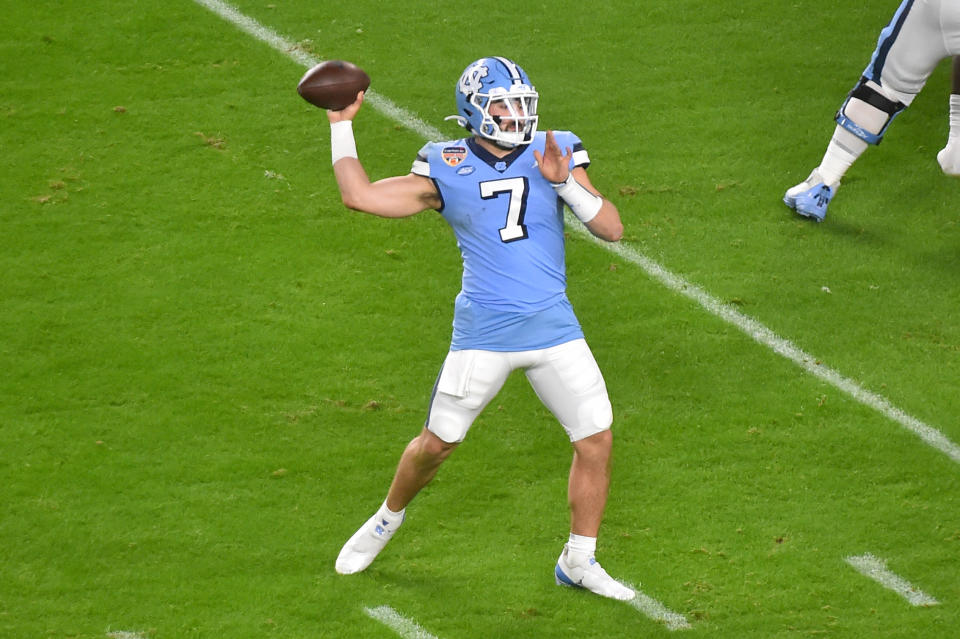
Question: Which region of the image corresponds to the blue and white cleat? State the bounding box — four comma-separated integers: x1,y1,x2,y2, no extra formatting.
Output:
784,169,835,222
335,511,404,575
555,545,635,601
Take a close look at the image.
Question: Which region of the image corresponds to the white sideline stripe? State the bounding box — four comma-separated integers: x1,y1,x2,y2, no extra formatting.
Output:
192,0,444,142
572,218,960,466
623,583,692,630
193,0,960,467
191,0,313,67
364,606,440,639
845,553,939,607
570,216,960,465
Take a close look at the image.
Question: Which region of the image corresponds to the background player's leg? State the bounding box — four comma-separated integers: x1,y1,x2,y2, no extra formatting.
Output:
938,56,960,175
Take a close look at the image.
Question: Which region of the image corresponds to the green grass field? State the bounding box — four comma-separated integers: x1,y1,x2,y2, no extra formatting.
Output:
2,1,958,637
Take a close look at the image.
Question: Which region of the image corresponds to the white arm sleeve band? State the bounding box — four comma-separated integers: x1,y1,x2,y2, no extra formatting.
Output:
330,120,358,165
552,173,602,224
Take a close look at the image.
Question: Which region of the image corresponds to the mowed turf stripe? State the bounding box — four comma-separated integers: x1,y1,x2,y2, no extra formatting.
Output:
845,554,940,607
364,606,440,639
190,0,960,467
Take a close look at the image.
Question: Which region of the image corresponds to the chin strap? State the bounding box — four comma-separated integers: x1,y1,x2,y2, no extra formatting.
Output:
444,115,470,129
445,114,523,149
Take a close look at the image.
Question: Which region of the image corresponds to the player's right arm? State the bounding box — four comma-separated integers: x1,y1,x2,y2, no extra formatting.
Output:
327,92,441,218
332,160,440,218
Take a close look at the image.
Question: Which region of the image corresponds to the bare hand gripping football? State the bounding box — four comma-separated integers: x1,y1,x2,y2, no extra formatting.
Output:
297,60,370,111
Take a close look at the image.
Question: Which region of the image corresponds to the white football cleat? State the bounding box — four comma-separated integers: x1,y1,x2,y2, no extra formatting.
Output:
335,511,403,575
937,142,960,176
554,545,636,601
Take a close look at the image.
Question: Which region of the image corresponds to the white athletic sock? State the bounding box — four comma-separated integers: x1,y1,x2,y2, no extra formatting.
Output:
817,125,866,188
377,501,405,526
948,94,960,141
937,95,960,175
567,533,597,561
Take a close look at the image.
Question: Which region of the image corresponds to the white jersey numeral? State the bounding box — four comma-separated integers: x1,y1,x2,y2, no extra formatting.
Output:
480,177,529,243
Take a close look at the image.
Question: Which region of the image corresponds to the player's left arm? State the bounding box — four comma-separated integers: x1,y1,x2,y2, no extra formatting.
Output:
569,167,623,242
534,130,623,242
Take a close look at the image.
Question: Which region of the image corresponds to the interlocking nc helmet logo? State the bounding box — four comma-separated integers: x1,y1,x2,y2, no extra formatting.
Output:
458,62,489,95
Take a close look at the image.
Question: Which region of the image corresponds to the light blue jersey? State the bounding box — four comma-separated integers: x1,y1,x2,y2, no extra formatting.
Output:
411,130,590,351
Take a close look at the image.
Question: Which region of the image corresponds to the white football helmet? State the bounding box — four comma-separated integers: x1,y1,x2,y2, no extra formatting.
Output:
446,57,539,148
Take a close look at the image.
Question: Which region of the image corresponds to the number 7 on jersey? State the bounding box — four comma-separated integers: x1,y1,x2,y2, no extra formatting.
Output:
480,177,529,243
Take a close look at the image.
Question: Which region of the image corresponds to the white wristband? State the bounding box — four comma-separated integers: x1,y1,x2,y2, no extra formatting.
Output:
330,120,358,165
551,173,602,224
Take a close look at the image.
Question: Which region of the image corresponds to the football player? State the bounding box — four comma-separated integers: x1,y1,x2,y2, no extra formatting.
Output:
326,56,634,601
784,0,960,222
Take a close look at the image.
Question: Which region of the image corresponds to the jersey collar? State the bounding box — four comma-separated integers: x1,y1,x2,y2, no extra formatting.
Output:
467,137,528,172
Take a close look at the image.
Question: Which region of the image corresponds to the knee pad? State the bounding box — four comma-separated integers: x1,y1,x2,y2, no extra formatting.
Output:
571,392,613,441
424,394,473,444
835,77,907,145
425,349,511,443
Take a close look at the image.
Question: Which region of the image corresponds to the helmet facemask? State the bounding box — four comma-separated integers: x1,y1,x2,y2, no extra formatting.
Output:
447,57,540,149
473,88,539,148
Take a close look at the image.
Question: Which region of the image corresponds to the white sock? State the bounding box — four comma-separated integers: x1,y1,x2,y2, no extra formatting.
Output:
948,94,960,142
567,533,597,560
817,125,866,188
376,501,405,527
937,95,960,174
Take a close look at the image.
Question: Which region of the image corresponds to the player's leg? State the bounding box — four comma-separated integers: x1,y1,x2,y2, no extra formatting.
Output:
785,0,945,220
785,67,917,220
784,78,907,221
335,349,512,575
525,339,634,601
335,427,457,575
568,429,612,538
523,339,612,538
938,56,960,175
384,428,458,512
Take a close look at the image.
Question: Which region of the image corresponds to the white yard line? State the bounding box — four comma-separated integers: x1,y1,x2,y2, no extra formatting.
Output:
577,222,960,465
364,606,440,639
190,0,314,67
191,0,443,142
622,583,692,630
845,554,939,607
190,2,960,468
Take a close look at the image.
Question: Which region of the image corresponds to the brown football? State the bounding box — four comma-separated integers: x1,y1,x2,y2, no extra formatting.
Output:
297,60,370,111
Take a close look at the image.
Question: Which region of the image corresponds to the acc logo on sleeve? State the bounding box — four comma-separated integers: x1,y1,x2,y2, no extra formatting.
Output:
442,146,468,167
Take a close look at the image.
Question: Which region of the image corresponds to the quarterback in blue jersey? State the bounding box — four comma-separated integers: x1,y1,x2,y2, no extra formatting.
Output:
784,0,960,222
328,56,634,601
